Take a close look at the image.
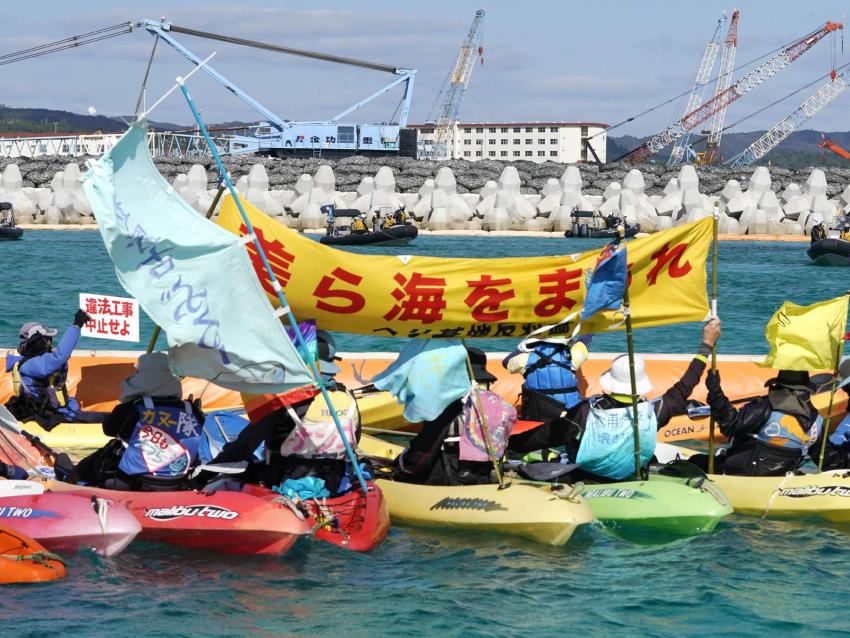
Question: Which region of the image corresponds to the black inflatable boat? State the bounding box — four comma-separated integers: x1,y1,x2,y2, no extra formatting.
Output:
807,238,850,266
0,202,22,240
320,223,418,246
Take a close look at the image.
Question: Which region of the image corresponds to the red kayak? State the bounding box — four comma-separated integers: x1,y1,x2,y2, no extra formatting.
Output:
243,481,390,552
0,482,141,556
45,481,311,555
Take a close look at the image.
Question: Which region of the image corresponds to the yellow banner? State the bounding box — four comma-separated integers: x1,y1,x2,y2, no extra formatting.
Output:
217,197,712,339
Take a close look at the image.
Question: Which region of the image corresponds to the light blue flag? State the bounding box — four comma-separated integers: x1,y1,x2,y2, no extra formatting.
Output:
81,123,314,393
372,340,472,423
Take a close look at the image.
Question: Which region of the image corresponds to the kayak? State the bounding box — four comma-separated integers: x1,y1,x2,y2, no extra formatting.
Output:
0,481,141,556
0,525,66,585
44,480,311,555
357,435,594,545
359,434,730,540
655,442,850,522
241,482,391,553
375,479,593,546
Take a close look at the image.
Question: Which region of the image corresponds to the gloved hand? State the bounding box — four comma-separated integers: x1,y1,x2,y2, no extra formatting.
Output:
829,419,850,447
73,309,91,328
705,369,721,394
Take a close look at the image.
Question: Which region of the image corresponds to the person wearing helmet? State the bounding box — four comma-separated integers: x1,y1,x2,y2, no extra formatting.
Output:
507,318,721,480
351,214,368,234
811,221,827,243
4,311,109,429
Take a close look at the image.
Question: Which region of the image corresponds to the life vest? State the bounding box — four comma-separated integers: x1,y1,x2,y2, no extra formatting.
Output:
381,217,394,230
11,360,69,410
523,343,581,409
118,397,202,478
280,391,359,460
458,389,516,462
756,410,822,454
352,218,366,232
575,397,657,480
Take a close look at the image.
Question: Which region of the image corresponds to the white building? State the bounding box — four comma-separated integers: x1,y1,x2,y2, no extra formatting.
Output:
410,121,608,163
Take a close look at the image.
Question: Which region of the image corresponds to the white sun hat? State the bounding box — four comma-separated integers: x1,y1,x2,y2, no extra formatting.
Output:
599,354,652,396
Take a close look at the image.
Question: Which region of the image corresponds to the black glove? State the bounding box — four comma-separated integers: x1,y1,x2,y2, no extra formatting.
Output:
73,309,91,328
705,369,721,394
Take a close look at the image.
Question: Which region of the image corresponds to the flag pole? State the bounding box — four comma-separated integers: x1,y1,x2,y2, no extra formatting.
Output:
177,78,369,493
617,226,643,481
817,293,849,471
708,204,720,474
461,340,506,488
145,188,228,354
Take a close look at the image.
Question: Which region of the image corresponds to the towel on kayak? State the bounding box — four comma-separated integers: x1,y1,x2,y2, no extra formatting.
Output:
371,340,472,423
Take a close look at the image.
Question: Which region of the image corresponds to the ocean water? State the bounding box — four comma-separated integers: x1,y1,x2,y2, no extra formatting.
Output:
1,230,848,356
2,230,850,637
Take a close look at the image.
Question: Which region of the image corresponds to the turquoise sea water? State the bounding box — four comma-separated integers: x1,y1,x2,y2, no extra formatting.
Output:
3,230,850,637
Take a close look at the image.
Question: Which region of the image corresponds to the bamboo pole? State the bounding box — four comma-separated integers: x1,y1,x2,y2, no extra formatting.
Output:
817,295,849,471
616,226,643,481
708,205,720,474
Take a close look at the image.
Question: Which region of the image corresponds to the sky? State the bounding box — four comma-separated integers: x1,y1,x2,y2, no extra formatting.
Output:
3,0,850,137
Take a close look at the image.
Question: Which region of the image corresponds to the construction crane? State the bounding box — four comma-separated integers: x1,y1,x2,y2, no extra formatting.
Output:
726,71,849,167
136,18,417,157
818,134,850,161
701,10,740,165
422,9,485,161
624,20,844,165
667,13,726,167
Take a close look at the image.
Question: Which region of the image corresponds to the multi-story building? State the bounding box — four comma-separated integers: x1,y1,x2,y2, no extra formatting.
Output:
409,121,608,163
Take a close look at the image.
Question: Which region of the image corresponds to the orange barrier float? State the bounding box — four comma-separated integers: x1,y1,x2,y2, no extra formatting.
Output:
2,350,845,447
0,525,66,584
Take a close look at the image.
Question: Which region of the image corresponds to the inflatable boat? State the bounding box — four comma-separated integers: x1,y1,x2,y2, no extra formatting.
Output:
807,237,850,266
0,525,65,584
320,223,418,247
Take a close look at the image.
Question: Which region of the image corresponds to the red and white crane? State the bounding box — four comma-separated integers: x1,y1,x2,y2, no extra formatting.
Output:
625,20,844,164
702,9,740,164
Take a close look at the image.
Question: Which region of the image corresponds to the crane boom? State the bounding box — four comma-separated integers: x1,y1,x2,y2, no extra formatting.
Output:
625,20,843,164
818,136,850,161
667,14,726,167
727,72,849,167
425,9,485,161
703,9,740,164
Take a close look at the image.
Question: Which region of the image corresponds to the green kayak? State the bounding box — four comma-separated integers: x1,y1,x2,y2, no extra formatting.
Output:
527,476,732,542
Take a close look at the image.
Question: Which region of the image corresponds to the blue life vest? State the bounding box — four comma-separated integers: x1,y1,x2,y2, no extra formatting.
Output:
118,397,202,478
523,343,581,409
575,398,657,480
756,410,822,454
198,411,265,465
829,414,850,446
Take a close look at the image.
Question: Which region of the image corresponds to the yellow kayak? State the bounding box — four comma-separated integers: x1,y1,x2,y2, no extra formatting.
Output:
655,443,850,522
375,479,594,545
358,435,594,545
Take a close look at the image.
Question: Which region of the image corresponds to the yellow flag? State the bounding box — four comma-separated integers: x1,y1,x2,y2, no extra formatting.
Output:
760,296,849,371
217,196,713,339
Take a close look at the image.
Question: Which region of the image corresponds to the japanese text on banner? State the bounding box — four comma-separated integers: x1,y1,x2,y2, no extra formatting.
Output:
217,196,713,339
79,293,139,342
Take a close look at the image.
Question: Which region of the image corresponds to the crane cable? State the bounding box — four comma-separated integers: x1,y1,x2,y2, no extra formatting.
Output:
0,22,132,67
588,22,845,142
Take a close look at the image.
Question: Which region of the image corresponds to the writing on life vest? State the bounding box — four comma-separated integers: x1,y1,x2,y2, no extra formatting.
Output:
79,293,139,342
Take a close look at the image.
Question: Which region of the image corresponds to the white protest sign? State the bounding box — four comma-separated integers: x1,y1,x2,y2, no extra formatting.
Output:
79,293,140,342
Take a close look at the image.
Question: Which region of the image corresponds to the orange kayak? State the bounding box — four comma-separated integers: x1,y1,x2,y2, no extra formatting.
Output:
0,525,66,584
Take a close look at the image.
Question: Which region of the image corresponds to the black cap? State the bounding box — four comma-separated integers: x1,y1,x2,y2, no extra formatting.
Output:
466,346,496,383
764,370,815,393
